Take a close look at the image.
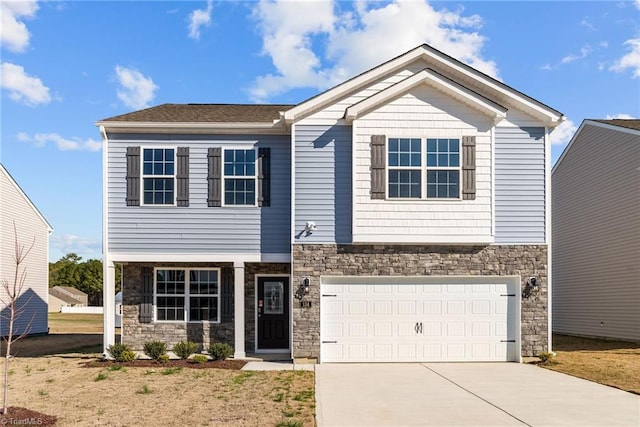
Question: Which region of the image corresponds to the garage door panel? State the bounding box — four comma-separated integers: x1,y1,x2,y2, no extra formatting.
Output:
321,278,520,363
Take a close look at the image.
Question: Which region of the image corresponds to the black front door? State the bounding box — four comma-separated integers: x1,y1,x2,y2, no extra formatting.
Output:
257,277,290,349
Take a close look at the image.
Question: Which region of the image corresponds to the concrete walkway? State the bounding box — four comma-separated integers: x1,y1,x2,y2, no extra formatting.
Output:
316,363,640,426
241,360,314,371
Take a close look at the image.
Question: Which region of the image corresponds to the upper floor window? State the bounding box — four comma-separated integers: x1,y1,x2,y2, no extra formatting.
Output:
223,149,256,206
143,148,175,205
387,138,460,199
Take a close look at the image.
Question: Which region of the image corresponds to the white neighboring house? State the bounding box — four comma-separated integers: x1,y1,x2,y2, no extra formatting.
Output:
0,164,53,336
552,119,640,342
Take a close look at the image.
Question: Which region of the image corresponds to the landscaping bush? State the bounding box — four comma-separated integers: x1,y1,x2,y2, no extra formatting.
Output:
107,343,137,362
143,341,168,362
172,341,199,360
192,354,208,364
209,343,233,360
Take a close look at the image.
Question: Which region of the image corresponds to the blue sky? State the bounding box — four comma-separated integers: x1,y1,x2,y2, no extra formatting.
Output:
1,0,639,262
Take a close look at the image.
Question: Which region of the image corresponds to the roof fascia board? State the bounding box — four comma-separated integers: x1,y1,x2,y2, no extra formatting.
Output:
553,119,640,174
96,121,290,135
0,164,54,232
345,69,507,122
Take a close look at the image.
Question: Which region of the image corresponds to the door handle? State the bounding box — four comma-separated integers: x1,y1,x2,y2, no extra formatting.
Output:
415,322,423,334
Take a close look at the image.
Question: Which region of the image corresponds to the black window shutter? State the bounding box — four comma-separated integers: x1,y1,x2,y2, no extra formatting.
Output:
221,267,234,323
126,146,140,206
370,135,386,199
462,136,476,200
140,266,153,323
257,147,271,207
176,147,189,207
207,147,222,207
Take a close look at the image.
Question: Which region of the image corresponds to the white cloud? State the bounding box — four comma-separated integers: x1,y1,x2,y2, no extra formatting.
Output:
188,0,213,40
0,0,38,53
580,17,595,31
561,44,592,64
605,113,637,119
1,62,51,105
636,0,640,10
609,38,640,78
249,0,497,102
114,65,158,109
17,132,102,152
51,234,102,259
551,118,577,145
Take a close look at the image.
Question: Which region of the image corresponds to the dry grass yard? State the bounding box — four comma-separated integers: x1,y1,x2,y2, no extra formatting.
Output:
1,313,315,426
1,356,315,426
542,334,640,395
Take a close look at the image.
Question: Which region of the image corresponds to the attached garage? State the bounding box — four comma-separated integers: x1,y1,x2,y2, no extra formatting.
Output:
320,276,521,363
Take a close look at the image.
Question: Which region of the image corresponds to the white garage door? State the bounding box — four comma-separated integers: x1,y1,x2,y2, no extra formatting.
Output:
320,276,520,363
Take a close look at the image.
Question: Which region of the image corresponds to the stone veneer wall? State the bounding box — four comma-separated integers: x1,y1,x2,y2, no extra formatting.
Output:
121,262,290,352
292,244,548,360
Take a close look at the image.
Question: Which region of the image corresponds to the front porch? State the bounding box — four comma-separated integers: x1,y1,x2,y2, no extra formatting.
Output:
102,261,291,359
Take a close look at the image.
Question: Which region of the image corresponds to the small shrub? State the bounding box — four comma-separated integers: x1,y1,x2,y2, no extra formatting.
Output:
94,372,108,382
538,351,556,364
143,341,167,361
192,354,208,364
209,342,233,360
158,353,170,364
173,341,199,360
107,343,137,362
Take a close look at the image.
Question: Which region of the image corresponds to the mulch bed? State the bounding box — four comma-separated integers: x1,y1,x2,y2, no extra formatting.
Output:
83,358,246,370
0,407,57,426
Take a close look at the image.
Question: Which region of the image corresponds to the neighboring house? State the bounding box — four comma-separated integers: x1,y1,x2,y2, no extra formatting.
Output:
552,119,640,342
0,164,53,336
48,286,89,312
97,44,563,362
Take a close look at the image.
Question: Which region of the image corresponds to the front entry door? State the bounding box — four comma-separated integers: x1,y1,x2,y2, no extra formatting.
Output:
257,277,290,350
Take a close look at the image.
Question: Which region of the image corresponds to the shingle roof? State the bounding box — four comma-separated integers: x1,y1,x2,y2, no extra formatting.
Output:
100,103,294,123
592,119,640,131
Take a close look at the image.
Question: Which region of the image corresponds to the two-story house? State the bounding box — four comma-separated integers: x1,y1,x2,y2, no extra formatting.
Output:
98,44,563,362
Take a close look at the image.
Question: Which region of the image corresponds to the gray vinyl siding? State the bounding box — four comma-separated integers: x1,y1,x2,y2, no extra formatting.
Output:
495,127,546,243
0,167,49,336
107,134,291,255
294,124,352,243
552,124,640,342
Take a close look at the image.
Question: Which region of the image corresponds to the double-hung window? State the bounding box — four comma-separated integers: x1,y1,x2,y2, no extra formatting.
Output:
223,149,257,205
426,138,460,199
155,268,219,322
387,137,460,199
142,148,175,205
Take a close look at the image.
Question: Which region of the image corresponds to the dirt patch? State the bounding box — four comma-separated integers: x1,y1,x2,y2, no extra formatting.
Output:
541,334,640,394
1,356,315,426
0,406,57,426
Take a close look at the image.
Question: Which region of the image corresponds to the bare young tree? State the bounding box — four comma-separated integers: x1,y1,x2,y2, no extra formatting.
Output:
0,224,36,415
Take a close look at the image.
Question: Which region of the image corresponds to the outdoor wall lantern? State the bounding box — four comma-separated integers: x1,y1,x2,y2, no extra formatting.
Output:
522,276,539,298
295,277,311,300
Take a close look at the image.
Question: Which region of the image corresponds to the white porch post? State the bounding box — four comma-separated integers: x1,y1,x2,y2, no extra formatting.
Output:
103,259,116,357
233,261,246,358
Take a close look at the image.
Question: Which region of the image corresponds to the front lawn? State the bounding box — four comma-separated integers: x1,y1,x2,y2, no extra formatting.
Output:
541,334,640,394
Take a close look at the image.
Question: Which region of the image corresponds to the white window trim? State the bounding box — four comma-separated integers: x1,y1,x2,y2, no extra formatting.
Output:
140,146,177,207
385,137,462,201
153,267,221,323
221,147,258,207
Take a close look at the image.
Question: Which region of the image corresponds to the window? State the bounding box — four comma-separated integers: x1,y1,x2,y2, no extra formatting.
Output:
155,268,219,322
143,148,175,205
386,137,460,199
223,149,256,205
388,138,421,198
426,138,460,199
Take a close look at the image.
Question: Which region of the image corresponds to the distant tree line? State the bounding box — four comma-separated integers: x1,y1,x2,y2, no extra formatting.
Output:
49,253,121,306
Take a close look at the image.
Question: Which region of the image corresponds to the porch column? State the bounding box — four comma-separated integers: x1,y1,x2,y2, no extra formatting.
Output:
233,261,246,358
103,260,116,357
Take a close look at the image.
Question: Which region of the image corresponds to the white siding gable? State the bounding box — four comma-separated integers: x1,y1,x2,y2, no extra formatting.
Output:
352,85,494,243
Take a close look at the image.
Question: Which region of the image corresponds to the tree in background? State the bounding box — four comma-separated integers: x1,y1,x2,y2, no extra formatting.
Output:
49,254,121,306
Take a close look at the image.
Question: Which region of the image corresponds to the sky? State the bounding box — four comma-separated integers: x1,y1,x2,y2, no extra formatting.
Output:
1,0,639,262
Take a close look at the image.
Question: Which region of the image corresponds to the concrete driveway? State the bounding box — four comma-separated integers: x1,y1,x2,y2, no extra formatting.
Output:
316,363,640,426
